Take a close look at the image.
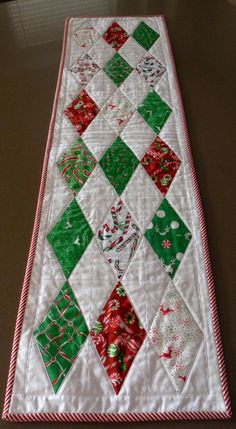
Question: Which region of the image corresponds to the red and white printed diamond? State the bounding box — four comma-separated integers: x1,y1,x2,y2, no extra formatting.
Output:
141,136,181,196
97,200,141,279
101,90,134,133
64,90,99,135
149,283,203,392
69,53,100,85
90,281,146,394
103,21,129,51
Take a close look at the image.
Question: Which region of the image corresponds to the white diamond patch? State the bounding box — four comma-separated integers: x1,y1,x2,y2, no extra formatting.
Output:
101,89,135,134
76,164,116,233
82,112,116,160
120,110,156,159
88,36,114,68
123,237,170,329
149,283,203,392
122,164,162,233
96,199,142,280
119,36,146,67
120,70,150,108
68,53,100,85
86,69,117,108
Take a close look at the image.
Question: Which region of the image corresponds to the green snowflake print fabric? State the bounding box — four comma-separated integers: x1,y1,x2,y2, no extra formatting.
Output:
145,198,192,278
99,136,139,195
57,138,96,195
34,282,89,393
47,199,93,278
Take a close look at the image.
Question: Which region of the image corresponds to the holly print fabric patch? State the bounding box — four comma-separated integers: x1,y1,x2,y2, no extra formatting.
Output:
149,283,203,392
141,136,181,195
97,200,141,279
34,282,89,393
145,198,192,278
90,282,146,394
57,138,96,195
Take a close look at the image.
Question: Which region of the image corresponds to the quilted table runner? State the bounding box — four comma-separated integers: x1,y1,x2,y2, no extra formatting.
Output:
3,16,231,422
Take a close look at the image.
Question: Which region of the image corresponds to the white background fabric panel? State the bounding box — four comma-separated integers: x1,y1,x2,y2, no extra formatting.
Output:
8,16,226,415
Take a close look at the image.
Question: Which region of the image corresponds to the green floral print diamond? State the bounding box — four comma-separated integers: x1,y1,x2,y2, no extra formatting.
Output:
47,199,93,278
144,198,192,279
132,21,159,51
138,90,172,135
34,282,89,393
103,52,133,87
99,136,139,195
57,138,96,195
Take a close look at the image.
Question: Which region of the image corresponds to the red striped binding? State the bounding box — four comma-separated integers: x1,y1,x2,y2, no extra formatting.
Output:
2,15,231,422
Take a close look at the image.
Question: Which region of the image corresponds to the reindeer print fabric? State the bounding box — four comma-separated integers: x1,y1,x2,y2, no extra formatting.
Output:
3,16,230,422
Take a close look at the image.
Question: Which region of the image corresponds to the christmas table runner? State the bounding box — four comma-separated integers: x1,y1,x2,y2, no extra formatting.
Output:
3,16,231,422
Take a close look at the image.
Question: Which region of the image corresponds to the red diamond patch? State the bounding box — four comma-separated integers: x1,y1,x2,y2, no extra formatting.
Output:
90,282,146,394
103,21,129,51
141,136,181,196
64,90,99,135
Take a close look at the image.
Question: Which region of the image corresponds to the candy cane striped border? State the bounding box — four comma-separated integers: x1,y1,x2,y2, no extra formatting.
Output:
2,15,231,422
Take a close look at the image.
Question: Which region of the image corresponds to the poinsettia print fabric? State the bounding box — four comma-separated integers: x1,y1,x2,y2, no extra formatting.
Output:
97,200,141,279
149,283,203,392
103,21,129,51
64,89,99,134
136,54,166,88
141,136,181,195
90,282,146,394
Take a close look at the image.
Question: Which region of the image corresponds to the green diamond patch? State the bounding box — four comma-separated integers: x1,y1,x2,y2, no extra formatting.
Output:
47,199,93,278
99,136,139,195
138,90,172,135
34,282,89,393
103,52,133,87
132,21,159,51
145,198,192,279
57,138,96,195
